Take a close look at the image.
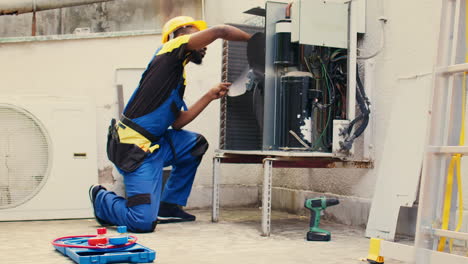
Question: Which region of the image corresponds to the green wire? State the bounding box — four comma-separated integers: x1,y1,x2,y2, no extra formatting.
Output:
319,63,333,149
310,63,333,151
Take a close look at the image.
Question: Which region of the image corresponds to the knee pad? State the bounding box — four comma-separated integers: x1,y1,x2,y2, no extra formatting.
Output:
126,193,157,233
129,220,158,233
191,134,209,158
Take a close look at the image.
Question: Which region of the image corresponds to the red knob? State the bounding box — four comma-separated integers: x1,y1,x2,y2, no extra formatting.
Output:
88,237,109,246
97,228,107,235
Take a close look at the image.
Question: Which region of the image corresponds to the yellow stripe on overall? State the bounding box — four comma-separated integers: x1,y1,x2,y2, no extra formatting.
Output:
117,121,160,153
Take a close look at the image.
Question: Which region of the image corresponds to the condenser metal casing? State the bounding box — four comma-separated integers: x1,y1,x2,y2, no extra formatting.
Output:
0,96,97,221
291,0,366,48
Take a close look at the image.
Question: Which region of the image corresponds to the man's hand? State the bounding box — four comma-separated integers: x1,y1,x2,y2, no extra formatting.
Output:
207,82,231,100
173,82,231,129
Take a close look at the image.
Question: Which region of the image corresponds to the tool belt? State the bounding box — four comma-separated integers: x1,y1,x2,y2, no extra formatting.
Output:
107,116,160,173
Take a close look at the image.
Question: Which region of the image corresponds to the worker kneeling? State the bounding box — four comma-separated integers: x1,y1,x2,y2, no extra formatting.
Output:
89,16,252,233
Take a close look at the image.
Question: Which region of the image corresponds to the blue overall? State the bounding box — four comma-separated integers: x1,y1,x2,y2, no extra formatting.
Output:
94,35,208,233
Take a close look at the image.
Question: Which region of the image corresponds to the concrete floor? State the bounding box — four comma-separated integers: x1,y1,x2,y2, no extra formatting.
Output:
0,208,405,264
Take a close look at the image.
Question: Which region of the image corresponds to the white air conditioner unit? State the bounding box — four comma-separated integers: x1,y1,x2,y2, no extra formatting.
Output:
0,96,98,221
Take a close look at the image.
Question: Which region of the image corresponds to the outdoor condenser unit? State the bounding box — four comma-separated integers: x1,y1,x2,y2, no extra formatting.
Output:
0,96,98,221
219,0,371,162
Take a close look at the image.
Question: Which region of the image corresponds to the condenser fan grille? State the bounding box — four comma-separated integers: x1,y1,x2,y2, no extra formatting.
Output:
0,105,49,209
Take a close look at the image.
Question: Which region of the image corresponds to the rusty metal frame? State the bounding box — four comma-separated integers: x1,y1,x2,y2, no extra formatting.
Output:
211,151,373,236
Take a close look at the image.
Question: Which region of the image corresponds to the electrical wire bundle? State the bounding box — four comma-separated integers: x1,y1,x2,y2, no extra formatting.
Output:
303,47,348,151
302,47,370,152
340,66,371,151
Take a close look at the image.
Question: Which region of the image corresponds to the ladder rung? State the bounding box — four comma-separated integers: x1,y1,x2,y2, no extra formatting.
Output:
433,228,468,241
427,146,468,154
439,63,468,75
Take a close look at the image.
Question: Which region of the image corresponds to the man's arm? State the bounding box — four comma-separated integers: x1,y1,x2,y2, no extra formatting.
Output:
186,25,251,51
172,82,231,130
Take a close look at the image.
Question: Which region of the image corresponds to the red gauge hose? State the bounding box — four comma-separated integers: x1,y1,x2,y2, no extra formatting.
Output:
52,235,138,250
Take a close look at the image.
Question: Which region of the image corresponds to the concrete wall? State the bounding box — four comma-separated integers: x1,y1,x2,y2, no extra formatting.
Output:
0,0,202,37
1,0,467,234
0,0,266,38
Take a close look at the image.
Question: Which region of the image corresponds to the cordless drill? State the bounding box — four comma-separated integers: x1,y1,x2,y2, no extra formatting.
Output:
304,197,340,241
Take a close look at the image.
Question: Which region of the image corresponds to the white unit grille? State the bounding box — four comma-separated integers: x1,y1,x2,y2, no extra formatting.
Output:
0,105,50,209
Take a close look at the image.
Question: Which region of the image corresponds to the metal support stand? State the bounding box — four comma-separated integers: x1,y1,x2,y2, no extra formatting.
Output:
212,157,221,223
261,159,274,236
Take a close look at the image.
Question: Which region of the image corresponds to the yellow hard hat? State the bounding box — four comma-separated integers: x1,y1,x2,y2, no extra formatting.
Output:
161,16,208,43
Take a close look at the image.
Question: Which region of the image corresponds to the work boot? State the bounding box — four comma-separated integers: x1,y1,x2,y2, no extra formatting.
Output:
157,202,196,224
88,184,112,227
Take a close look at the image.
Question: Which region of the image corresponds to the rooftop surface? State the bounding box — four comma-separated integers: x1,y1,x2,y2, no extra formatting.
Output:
0,208,405,264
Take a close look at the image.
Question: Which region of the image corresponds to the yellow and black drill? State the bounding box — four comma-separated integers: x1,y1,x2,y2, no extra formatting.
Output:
304,197,340,241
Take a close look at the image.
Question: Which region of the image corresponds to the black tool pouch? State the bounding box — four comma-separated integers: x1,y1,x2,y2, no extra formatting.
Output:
106,118,148,173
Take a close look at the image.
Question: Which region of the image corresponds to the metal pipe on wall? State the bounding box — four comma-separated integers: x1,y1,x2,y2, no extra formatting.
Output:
0,0,115,15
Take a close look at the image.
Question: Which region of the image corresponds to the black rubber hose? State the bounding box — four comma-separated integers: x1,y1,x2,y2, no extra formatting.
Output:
341,67,371,150
350,71,370,138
